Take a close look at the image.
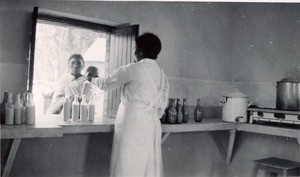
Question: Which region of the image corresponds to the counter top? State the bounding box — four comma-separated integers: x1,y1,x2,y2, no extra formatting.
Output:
1,114,299,139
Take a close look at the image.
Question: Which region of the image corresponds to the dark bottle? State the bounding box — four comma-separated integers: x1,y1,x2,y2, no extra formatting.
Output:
182,98,189,123
168,98,177,124
194,99,203,122
175,98,180,111
160,98,171,123
176,101,183,124
0,91,9,124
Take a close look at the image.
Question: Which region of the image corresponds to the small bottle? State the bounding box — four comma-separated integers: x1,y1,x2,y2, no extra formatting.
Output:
87,95,95,122
167,98,177,124
182,98,189,123
63,97,71,121
25,93,35,125
1,91,9,124
161,98,172,123
72,95,80,122
80,95,88,122
5,92,14,125
21,92,27,124
176,101,183,124
194,99,203,122
14,93,22,125
175,98,180,111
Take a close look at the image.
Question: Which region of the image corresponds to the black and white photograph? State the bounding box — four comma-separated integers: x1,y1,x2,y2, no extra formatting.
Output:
1,0,300,177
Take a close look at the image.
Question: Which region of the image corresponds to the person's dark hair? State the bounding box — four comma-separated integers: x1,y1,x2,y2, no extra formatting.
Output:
135,33,161,59
68,54,84,64
86,66,99,77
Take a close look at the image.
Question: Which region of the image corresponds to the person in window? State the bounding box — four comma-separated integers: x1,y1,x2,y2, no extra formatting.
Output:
92,33,169,177
46,54,87,114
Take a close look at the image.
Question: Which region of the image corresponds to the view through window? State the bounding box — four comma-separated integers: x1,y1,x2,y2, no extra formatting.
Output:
33,19,107,117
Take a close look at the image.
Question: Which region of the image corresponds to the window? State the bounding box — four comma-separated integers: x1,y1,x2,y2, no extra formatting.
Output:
28,7,139,121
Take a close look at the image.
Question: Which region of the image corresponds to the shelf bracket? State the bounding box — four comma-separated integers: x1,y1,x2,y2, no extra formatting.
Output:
161,133,171,144
210,131,227,159
2,138,21,177
226,129,237,165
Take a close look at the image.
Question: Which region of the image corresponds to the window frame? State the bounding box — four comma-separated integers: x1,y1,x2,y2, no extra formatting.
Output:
28,6,121,93
28,7,139,119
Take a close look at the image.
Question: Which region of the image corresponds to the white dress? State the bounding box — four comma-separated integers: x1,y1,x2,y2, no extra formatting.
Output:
94,59,169,177
46,73,87,114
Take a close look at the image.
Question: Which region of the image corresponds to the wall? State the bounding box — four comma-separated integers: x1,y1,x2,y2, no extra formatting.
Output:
1,1,300,177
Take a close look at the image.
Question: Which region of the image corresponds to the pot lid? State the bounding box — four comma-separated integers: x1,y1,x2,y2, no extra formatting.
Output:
222,91,248,98
277,78,300,83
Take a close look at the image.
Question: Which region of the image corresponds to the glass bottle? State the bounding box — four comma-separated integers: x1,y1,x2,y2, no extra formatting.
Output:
1,91,9,124
167,98,177,124
194,99,203,122
21,92,27,124
63,97,71,122
72,95,80,122
182,98,189,123
25,93,35,125
5,92,14,125
176,101,183,124
87,95,95,122
175,98,180,111
14,93,22,125
160,98,171,123
80,95,88,122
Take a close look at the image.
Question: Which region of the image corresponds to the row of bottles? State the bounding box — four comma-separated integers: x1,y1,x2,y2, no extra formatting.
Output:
63,94,95,122
0,91,35,125
160,98,203,124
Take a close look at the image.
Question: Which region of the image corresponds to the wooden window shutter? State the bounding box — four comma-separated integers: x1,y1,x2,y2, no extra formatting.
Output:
103,25,139,118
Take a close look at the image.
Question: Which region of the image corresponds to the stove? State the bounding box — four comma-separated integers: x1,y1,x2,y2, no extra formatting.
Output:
248,108,300,125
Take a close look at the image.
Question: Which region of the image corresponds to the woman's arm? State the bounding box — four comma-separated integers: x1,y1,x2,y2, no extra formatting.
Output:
92,65,131,91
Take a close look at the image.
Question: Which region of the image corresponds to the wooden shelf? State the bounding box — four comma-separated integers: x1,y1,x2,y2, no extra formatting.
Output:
1,115,299,177
236,123,300,139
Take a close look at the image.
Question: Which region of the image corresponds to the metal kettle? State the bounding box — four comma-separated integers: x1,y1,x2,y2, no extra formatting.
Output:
220,91,251,123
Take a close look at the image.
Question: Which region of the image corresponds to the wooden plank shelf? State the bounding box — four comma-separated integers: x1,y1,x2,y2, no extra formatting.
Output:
1,115,299,177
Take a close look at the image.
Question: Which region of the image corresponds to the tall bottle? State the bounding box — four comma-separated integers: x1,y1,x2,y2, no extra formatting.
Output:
160,98,171,123
167,98,177,124
14,93,22,125
1,91,9,124
5,92,14,125
21,92,27,124
63,97,71,122
194,99,203,122
80,95,88,122
87,95,95,122
175,98,180,111
72,95,80,122
176,101,183,124
182,98,189,123
25,93,35,125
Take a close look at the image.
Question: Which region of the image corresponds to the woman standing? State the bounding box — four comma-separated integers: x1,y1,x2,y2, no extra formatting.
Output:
93,33,169,177
46,54,87,114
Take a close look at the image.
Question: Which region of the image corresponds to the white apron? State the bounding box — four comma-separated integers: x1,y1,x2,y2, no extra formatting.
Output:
110,64,165,177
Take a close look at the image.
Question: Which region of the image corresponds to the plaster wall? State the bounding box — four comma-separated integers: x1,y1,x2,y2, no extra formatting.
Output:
1,1,299,177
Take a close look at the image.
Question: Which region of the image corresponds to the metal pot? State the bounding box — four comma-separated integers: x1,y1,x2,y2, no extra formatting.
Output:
276,79,300,111
220,91,251,123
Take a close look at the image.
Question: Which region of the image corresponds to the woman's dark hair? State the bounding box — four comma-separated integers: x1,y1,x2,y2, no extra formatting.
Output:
135,33,161,59
68,54,84,63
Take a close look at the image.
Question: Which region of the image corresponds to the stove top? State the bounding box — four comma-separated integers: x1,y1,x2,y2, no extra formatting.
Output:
247,108,300,125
